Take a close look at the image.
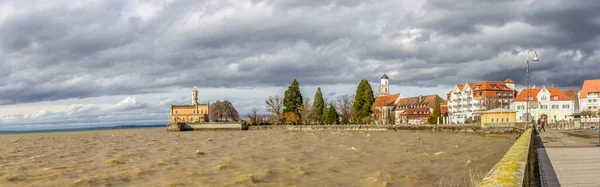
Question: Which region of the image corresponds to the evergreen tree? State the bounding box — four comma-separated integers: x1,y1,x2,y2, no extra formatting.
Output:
313,87,325,124
427,97,442,124
283,79,303,120
325,104,339,125
352,79,375,123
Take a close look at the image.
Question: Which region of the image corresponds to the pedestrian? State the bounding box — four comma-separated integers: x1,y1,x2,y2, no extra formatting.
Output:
540,119,546,132
537,118,541,131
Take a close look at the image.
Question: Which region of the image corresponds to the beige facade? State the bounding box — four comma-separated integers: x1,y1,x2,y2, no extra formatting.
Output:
170,89,209,123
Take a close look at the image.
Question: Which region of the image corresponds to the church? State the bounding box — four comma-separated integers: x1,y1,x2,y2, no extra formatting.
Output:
170,88,209,123
372,74,443,124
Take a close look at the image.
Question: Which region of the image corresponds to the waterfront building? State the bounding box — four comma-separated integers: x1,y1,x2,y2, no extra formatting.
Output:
475,108,517,126
446,78,517,124
511,84,574,123
170,88,209,123
579,79,600,121
394,94,443,124
372,74,403,124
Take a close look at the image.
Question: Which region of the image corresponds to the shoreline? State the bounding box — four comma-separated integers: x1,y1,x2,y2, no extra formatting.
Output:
0,124,164,135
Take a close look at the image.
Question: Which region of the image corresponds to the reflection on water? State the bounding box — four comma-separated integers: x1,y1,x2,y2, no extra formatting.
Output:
0,128,514,186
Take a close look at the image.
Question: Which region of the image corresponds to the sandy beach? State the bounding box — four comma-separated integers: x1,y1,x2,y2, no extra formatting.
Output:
0,128,514,187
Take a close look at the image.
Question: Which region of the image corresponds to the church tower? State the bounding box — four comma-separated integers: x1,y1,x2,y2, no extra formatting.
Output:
192,87,198,105
379,73,390,96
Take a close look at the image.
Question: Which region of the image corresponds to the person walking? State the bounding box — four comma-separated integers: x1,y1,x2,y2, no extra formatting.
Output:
537,118,541,132
540,119,546,132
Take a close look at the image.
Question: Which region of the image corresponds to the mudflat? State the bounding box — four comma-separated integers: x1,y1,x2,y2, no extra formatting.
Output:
0,128,514,187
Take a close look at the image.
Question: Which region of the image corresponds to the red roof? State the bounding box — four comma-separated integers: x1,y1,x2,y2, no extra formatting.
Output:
514,87,572,102
562,90,579,100
441,106,448,114
580,79,600,99
503,78,515,83
372,94,401,108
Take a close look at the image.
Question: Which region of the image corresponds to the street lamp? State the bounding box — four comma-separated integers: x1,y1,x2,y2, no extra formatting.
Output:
526,49,539,125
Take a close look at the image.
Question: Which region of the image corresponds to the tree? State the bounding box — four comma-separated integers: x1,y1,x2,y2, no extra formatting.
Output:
247,108,260,125
324,104,339,125
352,79,375,123
336,94,354,124
313,87,325,124
482,97,501,110
300,97,314,125
427,97,442,124
209,100,240,122
283,79,303,120
284,112,300,125
266,95,284,124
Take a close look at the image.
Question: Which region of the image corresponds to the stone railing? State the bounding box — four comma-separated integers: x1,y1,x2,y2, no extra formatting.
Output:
479,128,534,186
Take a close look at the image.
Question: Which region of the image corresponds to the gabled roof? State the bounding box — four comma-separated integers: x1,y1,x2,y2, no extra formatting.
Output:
395,94,441,109
514,87,573,102
372,94,401,108
562,90,579,100
580,79,600,99
503,78,515,83
514,88,542,102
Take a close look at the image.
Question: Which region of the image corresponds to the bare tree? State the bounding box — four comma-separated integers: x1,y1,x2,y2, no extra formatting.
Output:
300,97,313,125
336,94,354,124
209,100,240,122
266,95,284,124
481,97,501,111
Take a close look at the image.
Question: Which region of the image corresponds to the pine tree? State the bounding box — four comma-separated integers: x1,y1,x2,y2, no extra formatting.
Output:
427,97,442,124
352,79,375,123
313,87,325,124
283,79,303,120
325,104,339,125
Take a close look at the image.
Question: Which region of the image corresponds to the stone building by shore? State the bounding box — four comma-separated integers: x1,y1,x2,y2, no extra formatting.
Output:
170,88,209,123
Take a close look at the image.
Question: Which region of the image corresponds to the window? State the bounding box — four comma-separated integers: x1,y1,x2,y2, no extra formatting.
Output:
565,115,568,118
594,106,598,109
506,118,509,122
501,118,504,122
589,106,593,109
502,92,506,97
589,99,592,102
563,104,570,109
479,91,483,96
496,118,499,122
528,96,533,100
497,92,501,96
491,84,498,88
541,105,548,109
553,96,558,100
541,96,547,100
554,115,556,119
475,85,481,89
552,105,559,109
491,118,494,122
594,99,598,102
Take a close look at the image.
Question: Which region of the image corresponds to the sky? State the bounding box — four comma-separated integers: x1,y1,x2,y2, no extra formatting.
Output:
1,0,600,131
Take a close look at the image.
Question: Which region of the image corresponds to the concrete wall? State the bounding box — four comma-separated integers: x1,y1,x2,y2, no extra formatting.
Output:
167,122,245,131
479,128,533,186
248,124,524,134
481,112,517,124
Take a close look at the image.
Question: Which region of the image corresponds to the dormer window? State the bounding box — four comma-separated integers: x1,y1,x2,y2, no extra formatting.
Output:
528,96,533,100
553,96,558,100
475,85,481,89
491,84,498,88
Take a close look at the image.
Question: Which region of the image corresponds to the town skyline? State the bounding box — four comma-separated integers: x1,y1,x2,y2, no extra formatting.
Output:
1,0,600,130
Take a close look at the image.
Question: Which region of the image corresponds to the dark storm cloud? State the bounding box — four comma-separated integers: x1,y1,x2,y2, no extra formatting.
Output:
1,0,600,105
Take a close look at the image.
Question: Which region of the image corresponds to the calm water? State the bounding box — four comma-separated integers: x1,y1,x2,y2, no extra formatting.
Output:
0,128,514,186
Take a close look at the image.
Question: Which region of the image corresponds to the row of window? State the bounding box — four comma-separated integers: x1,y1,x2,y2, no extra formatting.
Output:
490,118,510,123
587,99,598,102
412,111,430,114
173,110,207,114
518,115,569,120
589,106,598,109
517,104,570,109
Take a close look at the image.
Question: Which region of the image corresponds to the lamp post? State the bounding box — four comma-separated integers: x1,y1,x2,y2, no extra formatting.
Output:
526,49,539,126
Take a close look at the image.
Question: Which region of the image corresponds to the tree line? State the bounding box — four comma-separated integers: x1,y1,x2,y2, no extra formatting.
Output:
257,79,376,125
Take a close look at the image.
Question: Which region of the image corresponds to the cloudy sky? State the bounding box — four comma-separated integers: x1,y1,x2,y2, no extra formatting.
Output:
1,0,599,130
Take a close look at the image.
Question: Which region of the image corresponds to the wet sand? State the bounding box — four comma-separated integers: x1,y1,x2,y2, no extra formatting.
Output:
0,128,515,187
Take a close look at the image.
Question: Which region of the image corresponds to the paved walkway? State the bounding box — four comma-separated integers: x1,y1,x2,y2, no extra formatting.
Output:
537,129,600,187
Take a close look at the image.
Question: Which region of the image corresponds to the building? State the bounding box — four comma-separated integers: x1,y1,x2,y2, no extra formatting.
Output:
511,84,574,123
372,74,403,124
475,108,517,126
579,79,600,118
394,94,443,124
446,78,517,124
170,88,209,123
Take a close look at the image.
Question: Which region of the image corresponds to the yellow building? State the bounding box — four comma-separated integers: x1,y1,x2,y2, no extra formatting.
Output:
170,89,209,123
476,108,517,126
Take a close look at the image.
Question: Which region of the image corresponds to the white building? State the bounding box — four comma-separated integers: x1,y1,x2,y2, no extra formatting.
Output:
579,79,600,122
446,79,516,124
511,85,575,123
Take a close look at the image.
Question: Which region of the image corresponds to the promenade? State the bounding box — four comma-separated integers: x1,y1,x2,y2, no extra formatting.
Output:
537,129,600,187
